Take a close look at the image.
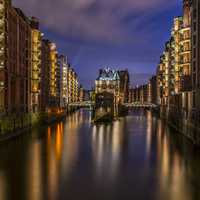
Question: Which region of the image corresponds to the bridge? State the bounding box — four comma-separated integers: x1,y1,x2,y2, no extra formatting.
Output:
68,101,94,108
123,102,158,108
68,101,158,109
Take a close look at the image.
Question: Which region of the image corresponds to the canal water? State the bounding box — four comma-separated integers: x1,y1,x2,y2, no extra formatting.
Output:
0,109,200,200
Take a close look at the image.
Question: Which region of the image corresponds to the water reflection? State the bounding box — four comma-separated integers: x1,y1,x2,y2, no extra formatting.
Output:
0,109,199,200
46,116,79,200
146,111,153,155
0,172,7,200
46,125,59,200
61,117,79,178
92,120,124,183
155,119,191,200
27,141,42,200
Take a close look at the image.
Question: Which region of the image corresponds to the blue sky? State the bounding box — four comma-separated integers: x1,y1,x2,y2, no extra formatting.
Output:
13,0,182,89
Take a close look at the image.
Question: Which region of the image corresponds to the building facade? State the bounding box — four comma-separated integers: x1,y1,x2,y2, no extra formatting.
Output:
156,0,193,117
157,42,171,107
95,68,120,100
58,55,69,107
118,70,130,103
128,88,134,103
49,42,59,108
192,0,200,111
0,4,32,115
41,41,65,110
30,17,42,113
0,0,83,135
40,39,50,112
67,65,79,103
171,17,183,95
148,76,157,105
180,0,193,118
130,84,149,104
79,85,85,102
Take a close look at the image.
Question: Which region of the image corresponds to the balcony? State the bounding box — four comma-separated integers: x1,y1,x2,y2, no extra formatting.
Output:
179,61,191,66
179,37,190,45
179,46,191,54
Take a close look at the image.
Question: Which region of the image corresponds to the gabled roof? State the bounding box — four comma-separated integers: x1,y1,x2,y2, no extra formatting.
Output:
97,67,120,81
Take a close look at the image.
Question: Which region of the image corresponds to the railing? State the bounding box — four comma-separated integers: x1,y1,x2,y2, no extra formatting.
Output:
68,101,95,107
0,113,33,136
123,102,158,108
68,101,158,109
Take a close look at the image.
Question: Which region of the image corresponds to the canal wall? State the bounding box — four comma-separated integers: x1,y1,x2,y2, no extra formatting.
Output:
0,110,69,142
160,106,200,146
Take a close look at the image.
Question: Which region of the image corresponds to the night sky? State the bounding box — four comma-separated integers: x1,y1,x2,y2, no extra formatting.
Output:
13,0,182,89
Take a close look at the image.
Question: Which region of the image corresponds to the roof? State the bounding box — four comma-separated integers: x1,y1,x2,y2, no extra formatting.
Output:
97,67,120,81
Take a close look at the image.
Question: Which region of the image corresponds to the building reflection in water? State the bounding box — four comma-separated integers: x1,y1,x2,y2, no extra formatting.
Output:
47,124,59,200
0,172,7,200
0,110,199,200
146,111,153,156
92,119,125,184
0,111,83,200
55,124,63,161
46,112,79,200
155,119,191,200
27,134,43,200
61,114,79,178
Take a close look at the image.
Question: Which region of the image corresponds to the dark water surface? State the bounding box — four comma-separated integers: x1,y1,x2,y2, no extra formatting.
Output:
0,109,200,200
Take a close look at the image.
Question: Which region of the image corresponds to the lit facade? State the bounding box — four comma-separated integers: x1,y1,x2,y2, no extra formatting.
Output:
171,17,183,94
74,72,79,102
180,0,193,117
67,67,72,103
157,57,163,105
49,42,58,107
67,65,79,103
30,17,42,112
95,68,120,101
56,54,61,107
95,67,121,118
157,0,193,117
130,85,149,104
157,43,171,107
180,0,192,80
58,55,68,107
0,0,81,118
62,59,68,106
73,71,79,103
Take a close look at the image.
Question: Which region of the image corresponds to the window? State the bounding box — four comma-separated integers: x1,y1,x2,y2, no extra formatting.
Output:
193,35,196,46
193,22,196,32
193,48,196,58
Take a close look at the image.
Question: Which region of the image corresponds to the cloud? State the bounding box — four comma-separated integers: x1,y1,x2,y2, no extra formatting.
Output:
12,0,178,42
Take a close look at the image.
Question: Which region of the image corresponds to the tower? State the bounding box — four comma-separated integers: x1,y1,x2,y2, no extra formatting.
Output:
183,0,192,27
